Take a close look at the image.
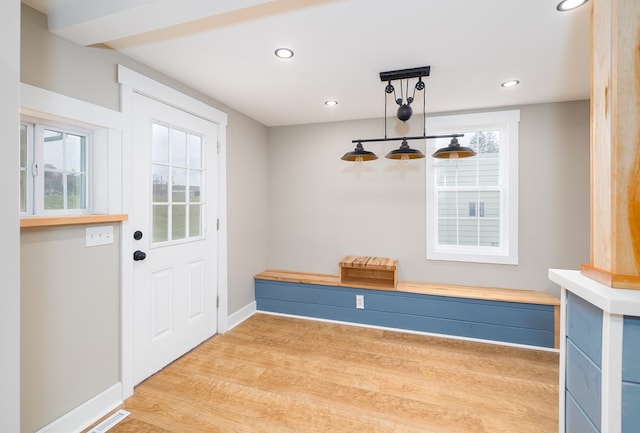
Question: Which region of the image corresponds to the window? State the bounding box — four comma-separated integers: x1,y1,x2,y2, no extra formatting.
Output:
20,118,90,215
426,110,519,264
151,122,205,244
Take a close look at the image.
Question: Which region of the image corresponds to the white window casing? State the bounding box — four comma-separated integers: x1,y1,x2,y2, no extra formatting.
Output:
426,110,520,265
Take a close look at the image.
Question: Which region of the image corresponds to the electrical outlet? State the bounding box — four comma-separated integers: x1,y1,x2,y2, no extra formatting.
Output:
356,294,365,309
85,225,114,247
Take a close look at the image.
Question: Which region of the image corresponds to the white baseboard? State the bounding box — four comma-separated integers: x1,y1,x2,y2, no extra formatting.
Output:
225,301,256,332
35,383,123,433
258,310,559,353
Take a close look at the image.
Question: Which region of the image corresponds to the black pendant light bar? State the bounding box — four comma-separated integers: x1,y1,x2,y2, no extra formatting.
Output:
343,66,476,162
351,133,464,144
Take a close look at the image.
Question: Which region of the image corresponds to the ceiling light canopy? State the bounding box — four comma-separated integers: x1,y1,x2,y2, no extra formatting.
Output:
501,79,520,88
274,47,294,59
342,66,474,162
556,0,589,11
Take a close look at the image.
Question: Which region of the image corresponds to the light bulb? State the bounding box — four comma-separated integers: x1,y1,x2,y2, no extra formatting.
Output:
355,155,364,163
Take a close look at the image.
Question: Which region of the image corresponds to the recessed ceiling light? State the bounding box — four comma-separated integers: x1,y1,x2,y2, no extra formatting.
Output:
501,79,520,88
324,100,338,106
556,0,589,11
274,48,294,59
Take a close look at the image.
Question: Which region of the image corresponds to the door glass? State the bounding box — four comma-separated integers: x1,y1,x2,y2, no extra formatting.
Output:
151,122,204,244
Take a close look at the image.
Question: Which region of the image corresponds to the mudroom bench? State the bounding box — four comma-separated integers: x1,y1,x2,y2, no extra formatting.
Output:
254,269,560,349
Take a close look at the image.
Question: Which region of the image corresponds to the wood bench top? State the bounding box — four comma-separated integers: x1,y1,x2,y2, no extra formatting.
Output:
254,269,560,306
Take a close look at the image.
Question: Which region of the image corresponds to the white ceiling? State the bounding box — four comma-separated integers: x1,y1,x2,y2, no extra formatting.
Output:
22,0,591,127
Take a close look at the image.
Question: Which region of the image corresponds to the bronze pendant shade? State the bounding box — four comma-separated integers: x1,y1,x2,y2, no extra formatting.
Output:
432,137,477,159
341,142,378,162
385,140,425,160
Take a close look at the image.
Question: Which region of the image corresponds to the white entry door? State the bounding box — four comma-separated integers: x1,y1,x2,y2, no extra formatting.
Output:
132,92,218,384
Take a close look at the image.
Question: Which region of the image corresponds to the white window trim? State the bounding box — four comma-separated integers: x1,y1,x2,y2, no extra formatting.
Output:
21,116,93,216
20,83,125,216
426,110,520,265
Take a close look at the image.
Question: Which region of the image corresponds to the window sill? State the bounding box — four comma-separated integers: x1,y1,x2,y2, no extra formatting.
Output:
20,214,128,228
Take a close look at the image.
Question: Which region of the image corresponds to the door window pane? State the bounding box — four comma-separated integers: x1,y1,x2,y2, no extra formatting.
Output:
153,204,169,243
189,170,201,202
189,204,202,237
171,167,187,202
153,165,169,203
171,129,187,166
152,124,169,163
172,204,187,240
189,134,202,168
151,123,205,244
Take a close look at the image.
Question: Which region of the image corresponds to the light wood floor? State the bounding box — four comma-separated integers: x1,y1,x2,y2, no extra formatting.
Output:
86,313,559,433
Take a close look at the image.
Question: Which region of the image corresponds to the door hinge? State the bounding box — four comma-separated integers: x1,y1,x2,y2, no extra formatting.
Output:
217,141,221,154
216,218,220,230
216,295,219,308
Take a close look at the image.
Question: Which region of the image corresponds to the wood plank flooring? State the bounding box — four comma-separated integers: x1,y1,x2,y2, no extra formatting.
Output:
85,313,559,433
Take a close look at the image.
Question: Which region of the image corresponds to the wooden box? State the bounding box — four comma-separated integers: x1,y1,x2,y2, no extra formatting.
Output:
339,255,397,290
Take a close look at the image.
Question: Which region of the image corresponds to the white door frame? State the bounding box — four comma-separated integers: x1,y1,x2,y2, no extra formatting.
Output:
118,65,228,399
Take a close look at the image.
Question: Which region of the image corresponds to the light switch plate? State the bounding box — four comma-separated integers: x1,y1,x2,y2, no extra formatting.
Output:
86,225,114,247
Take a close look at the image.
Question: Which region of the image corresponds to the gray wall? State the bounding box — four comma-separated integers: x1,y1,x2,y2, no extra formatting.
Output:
20,2,268,325
267,100,590,295
1,1,21,432
21,226,121,433
20,4,268,431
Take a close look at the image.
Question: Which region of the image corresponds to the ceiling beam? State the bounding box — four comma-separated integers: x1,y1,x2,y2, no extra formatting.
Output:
46,0,277,46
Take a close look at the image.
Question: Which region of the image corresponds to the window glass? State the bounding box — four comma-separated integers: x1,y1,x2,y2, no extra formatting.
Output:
20,124,28,213
42,128,87,211
20,120,89,215
151,122,205,245
427,110,519,264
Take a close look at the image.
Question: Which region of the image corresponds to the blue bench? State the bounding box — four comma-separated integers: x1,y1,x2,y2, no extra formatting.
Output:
254,270,560,349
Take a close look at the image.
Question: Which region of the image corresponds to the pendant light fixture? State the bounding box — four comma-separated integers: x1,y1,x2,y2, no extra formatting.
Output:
341,66,472,162
341,141,378,162
431,137,477,159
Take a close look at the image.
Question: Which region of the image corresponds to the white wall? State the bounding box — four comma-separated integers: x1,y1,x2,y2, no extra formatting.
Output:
1,1,21,432
267,101,590,296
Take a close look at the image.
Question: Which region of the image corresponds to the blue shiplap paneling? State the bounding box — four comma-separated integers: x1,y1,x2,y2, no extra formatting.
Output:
566,338,602,430
567,291,603,367
255,279,555,347
622,381,640,433
566,390,600,433
623,316,640,383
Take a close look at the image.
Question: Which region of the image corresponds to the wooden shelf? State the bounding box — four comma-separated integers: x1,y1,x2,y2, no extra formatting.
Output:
20,214,128,228
339,256,397,290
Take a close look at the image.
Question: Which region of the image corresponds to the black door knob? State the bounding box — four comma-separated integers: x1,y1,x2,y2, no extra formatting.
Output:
133,230,143,240
133,250,147,261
